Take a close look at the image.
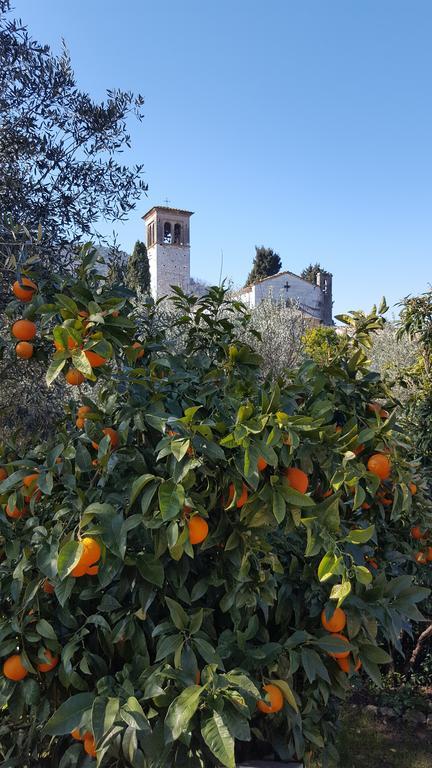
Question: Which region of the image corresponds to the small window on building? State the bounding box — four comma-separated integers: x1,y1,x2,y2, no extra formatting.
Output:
174,223,182,244
164,222,172,244
147,222,155,247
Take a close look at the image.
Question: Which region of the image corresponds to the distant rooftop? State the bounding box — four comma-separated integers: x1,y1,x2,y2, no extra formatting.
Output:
236,268,327,294
143,206,194,220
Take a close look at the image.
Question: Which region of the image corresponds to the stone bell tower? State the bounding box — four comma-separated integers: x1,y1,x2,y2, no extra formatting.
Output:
143,206,193,300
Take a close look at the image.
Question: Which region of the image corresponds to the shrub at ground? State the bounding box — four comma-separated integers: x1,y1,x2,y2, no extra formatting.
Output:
0,253,430,768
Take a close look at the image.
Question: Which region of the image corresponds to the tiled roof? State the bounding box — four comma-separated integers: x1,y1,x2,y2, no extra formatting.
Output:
143,206,194,220
237,269,323,294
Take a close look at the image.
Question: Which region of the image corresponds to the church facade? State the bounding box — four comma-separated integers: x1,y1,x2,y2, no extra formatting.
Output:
143,205,333,325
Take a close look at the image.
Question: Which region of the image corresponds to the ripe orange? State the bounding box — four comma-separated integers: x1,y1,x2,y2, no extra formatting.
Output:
321,607,346,633
409,482,417,495
23,473,39,490
71,562,89,578
367,453,391,480
12,319,37,341
42,579,55,594
76,417,84,429
367,402,381,414
86,564,99,576
84,350,107,368
132,341,145,358
380,409,389,419
187,516,209,545
3,654,28,680
80,537,102,567
37,648,58,673
0,468,7,481
16,341,34,359
227,482,248,508
65,369,85,386
112,310,120,318
12,277,37,302
257,457,268,472
337,655,362,673
84,734,97,757
77,405,92,418
415,550,427,565
6,503,26,519
92,427,119,451
327,633,350,659
411,526,423,540
257,683,284,714
71,728,83,741
354,443,365,456
425,547,432,562
322,489,333,498
361,501,371,510
54,337,78,351
285,467,309,494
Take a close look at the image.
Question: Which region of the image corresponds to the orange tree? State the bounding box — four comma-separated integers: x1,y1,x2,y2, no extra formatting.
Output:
0,254,430,767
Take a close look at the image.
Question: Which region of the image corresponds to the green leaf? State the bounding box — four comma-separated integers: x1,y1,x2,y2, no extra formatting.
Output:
120,697,151,732
129,474,155,508
330,581,352,606
137,554,164,588
345,525,375,544
164,685,203,742
165,597,188,630
35,619,57,641
158,480,184,521
318,552,341,582
201,712,235,768
57,541,83,580
46,355,66,386
354,565,373,585
360,644,392,664
92,696,120,741
272,489,286,523
44,693,95,735
281,482,316,507
313,635,354,655
271,679,299,713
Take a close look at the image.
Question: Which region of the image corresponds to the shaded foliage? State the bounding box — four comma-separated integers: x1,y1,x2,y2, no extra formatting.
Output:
245,246,282,287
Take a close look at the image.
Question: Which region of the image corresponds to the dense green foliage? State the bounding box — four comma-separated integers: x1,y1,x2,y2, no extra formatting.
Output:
302,327,344,367
126,241,150,294
245,246,282,287
300,263,325,285
0,253,430,768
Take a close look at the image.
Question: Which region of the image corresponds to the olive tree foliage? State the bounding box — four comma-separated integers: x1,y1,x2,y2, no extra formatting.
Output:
0,0,147,255
368,321,419,402
245,298,309,379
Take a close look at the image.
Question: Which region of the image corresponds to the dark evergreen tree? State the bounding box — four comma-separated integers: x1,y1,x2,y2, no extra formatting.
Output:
126,240,150,293
245,246,282,287
0,0,147,253
301,262,324,283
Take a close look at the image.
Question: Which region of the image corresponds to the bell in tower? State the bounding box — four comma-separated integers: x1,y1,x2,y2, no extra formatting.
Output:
142,205,193,300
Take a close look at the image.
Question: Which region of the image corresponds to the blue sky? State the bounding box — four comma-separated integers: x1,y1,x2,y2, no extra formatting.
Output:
11,0,432,315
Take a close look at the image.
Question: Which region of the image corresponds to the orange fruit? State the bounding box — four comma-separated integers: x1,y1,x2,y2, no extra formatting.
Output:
380,409,389,419
227,482,248,508
322,489,333,498
409,482,417,495
86,564,99,576
354,443,365,456
0,468,7,481
411,526,423,540
80,537,102,567
77,405,92,418
16,341,34,359
71,728,83,741
42,579,55,594
337,655,362,673
415,550,427,565
257,683,284,714
284,467,309,494
6,503,26,519
361,501,371,510
71,562,89,578
37,648,58,672
425,546,432,562
112,310,120,318
12,277,37,302
257,457,268,472
23,473,39,490
321,607,346,633
84,734,97,757
3,654,28,680
12,319,37,341
367,453,391,480
65,369,85,386
132,341,145,358
367,402,381,415
327,633,350,659
92,427,119,451
187,516,209,545
78,310,89,318
76,417,84,429
54,337,78,351
84,350,107,368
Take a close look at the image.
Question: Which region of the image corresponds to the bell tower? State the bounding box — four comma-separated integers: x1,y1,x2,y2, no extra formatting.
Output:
143,205,193,299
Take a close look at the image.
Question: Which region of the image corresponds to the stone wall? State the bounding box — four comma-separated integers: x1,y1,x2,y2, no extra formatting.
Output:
147,243,190,299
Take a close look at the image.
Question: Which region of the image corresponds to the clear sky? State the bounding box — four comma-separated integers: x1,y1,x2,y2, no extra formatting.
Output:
10,0,432,315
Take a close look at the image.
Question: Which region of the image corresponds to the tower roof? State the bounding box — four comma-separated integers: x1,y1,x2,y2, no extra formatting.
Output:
142,206,194,220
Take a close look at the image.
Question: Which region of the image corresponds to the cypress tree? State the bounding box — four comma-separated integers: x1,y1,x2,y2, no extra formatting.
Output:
245,246,282,287
126,240,150,293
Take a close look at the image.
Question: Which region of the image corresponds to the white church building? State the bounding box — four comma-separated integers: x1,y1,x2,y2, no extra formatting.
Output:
143,205,333,325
